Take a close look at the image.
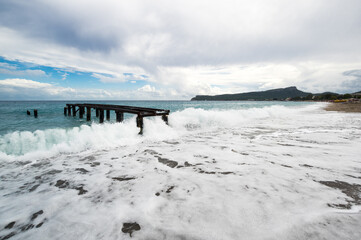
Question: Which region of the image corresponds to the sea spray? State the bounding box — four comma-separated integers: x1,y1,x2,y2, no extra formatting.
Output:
0,103,324,161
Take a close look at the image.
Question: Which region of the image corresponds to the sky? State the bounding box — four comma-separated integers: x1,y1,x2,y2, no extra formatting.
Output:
0,0,361,100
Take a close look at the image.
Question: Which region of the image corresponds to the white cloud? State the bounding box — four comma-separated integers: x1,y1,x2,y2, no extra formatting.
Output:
0,0,360,98
61,72,68,80
0,78,52,88
0,61,47,77
92,73,127,83
138,84,156,93
92,73,148,83
0,78,178,100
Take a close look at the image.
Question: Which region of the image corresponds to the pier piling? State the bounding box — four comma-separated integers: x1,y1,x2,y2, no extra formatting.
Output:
64,107,67,115
99,109,104,123
27,110,31,115
116,111,124,122
72,106,76,117
162,115,168,124
106,110,110,120
34,109,38,118
136,115,144,134
79,106,84,119
86,107,91,121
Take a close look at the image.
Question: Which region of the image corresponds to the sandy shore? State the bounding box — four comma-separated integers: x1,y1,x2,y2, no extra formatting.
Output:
324,102,361,113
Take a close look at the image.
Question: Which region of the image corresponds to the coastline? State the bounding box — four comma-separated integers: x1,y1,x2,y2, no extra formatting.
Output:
324,102,361,113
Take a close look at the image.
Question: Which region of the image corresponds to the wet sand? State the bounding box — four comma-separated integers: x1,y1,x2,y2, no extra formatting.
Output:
324,102,361,113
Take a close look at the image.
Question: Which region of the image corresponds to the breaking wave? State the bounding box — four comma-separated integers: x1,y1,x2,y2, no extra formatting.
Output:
0,103,324,161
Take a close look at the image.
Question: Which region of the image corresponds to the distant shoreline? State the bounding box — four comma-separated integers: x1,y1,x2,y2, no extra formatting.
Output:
324,102,361,113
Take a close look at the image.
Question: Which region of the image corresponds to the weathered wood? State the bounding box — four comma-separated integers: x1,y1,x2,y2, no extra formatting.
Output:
99,109,104,123
106,110,110,120
86,107,91,121
79,106,84,119
136,115,143,134
27,110,31,115
116,111,124,122
65,103,169,133
162,115,168,124
34,109,38,118
64,107,67,115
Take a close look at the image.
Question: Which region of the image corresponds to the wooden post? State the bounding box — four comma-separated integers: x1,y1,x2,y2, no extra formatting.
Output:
72,106,76,117
99,109,104,123
86,107,91,121
34,109,38,118
68,105,71,116
79,106,84,119
64,107,67,115
27,110,31,115
116,111,124,122
96,108,99,117
162,115,168,125
106,110,110,121
136,115,143,134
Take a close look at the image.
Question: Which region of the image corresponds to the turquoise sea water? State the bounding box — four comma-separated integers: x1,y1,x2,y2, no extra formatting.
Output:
0,100,313,136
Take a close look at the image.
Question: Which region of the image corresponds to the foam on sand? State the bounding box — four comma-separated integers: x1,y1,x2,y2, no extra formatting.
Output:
1,103,361,239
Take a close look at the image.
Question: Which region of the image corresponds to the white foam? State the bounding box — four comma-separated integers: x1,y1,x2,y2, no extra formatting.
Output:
1,102,361,239
0,103,323,161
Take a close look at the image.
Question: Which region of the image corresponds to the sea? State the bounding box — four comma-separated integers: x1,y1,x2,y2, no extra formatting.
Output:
0,101,360,240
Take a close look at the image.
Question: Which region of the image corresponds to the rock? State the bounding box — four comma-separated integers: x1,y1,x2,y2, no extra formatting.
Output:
55,180,69,188
75,168,89,174
121,222,141,237
4,221,15,229
112,177,136,182
31,210,43,221
75,186,88,195
158,157,178,168
166,186,175,193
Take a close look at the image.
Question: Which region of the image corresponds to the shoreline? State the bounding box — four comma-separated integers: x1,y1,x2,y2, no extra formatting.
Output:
324,102,361,113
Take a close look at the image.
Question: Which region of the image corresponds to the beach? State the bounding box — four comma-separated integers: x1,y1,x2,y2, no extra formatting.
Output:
324,102,361,113
0,102,361,240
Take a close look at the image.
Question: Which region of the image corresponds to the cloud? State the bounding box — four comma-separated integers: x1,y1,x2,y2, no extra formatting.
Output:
0,0,361,97
92,73,148,83
0,78,180,100
61,72,68,80
0,78,76,99
138,84,156,93
0,78,52,88
0,62,47,77
341,69,361,92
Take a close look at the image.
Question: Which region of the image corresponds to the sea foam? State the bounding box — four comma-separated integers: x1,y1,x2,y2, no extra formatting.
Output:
1,102,361,239
0,103,324,161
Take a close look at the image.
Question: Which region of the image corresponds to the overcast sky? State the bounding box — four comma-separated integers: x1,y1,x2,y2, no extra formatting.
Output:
0,0,361,100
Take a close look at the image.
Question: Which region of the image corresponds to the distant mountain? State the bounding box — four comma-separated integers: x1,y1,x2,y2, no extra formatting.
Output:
191,86,311,101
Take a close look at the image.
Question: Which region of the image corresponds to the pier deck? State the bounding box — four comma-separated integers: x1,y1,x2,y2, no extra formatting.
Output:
64,103,170,134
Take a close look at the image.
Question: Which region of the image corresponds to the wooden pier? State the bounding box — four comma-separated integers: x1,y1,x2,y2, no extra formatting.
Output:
64,103,170,134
